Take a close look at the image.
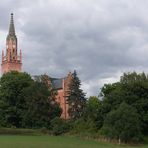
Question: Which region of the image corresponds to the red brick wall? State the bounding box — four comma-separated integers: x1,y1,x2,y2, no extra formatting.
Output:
1,61,22,74
55,72,73,119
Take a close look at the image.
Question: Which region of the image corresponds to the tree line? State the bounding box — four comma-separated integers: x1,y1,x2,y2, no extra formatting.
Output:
0,71,61,128
0,71,147,144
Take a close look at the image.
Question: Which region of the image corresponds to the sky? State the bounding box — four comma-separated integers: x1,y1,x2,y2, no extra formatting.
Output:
1,0,148,96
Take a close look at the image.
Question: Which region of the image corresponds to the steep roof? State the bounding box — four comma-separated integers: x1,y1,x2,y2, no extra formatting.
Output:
7,13,17,41
32,75,64,90
49,77,63,89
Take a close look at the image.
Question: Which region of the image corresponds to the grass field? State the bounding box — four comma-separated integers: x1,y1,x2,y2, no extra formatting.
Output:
0,135,147,148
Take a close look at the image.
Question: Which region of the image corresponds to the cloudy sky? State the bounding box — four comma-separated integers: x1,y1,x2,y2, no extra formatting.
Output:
1,0,148,96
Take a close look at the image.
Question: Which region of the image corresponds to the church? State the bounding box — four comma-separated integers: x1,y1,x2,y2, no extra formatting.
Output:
1,13,71,119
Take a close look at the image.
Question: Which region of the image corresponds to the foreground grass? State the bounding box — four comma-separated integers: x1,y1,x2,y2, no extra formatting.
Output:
0,135,147,148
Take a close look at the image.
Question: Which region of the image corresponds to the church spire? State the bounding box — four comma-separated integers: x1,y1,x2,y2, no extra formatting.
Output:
7,13,17,41
9,13,15,36
1,13,22,74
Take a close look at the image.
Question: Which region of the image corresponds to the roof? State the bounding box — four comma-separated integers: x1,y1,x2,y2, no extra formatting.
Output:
49,77,63,89
7,13,17,41
32,75,64,90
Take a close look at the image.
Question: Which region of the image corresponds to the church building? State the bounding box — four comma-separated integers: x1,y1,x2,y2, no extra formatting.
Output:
1,13,71,119
48,72,73,119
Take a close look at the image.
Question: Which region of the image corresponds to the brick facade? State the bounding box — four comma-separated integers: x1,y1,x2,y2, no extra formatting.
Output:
55,72,73,119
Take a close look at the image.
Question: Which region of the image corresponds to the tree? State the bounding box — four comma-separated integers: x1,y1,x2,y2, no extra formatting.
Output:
100,72,148,136
22,75,62,128
0,71,33,127
83,96,103,129
0,72,61,128
101,102,142,143
67,70,86,119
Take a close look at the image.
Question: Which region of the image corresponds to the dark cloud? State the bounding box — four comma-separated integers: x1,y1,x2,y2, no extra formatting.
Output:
1,0,148,96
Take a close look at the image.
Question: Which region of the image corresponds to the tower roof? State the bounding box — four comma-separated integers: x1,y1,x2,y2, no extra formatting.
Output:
9,13,15,36
7,13,17,41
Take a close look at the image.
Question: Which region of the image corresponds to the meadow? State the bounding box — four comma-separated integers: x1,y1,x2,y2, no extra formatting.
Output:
0,135,147,148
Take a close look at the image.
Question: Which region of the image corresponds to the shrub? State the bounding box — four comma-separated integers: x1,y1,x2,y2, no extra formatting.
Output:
50,117,70,135
71,118,97,137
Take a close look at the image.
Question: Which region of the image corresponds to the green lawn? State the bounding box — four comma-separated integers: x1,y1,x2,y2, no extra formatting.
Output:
0,135,147,148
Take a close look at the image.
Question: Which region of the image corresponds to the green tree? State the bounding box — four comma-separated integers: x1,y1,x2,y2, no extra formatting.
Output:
0,72,61,128
67,70,86,119
100,72,148,136
22,75,62,128
0,71,33,127
83,96,103,129
101,102,142,143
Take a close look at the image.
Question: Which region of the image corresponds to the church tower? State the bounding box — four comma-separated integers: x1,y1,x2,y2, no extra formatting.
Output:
1,13,22,74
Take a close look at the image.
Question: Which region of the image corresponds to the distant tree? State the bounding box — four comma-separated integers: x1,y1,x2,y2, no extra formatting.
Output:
67,70,86,119
101,102,142,143
0,72,61,128
100,82,124,118
83,96,103,129
100,72,148,136
22,75,62,128
0,71,33,127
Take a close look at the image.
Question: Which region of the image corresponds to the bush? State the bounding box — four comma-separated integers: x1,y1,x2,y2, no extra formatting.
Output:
71,118,97,137
50,117,70,135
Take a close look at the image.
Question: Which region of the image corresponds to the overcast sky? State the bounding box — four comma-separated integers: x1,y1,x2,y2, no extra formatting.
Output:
1,0,148,96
